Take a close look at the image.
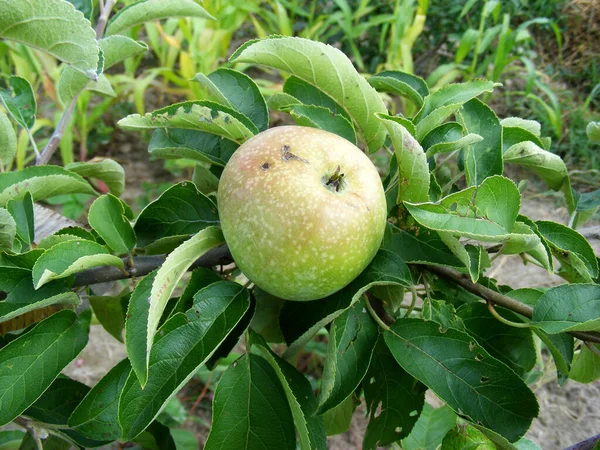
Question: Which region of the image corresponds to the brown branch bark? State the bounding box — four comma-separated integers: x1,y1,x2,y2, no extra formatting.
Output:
426,265,600,345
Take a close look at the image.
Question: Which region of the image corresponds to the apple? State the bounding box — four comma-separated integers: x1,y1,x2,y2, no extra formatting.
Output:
217,126,387,301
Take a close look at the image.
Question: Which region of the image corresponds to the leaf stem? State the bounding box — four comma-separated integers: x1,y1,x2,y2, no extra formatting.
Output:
25,127,40,158
364,294,390,331
486,300,530,328
404,285,418,317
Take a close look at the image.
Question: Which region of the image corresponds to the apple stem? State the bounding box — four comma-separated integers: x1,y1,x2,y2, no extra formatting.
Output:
325,165,345,192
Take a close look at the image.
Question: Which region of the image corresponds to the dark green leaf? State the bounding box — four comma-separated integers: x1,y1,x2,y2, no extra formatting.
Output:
89,294,127,342
283,76,350,120
69,359,131,441
24,376,89,425
192,164,219,195
384,318,538,442
250,288,286,343
363,340,426,449
368,70,428,107
0,76,36,129
204,353,296,449
119,281,250,440
0,208,16,251
0,310,90,425
569,344,600,383
88,194,135,254
322,395,354,436
131,420,176,450
285,104,356,144
0,430,25,449
6,192,34,250
134,181,219,248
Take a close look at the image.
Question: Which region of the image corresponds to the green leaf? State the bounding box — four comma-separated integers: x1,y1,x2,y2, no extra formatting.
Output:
283,76,350,120
441,425,496,449
119,281,250,440
65,159,125,197
0,430,25,450
143,227,224,386
363,340,426,449
205,353,296,449
195,68,268,132
281,248,412,356
0,166,96,207
503,141,574,213
384,318,539,442
31,239,123,289
461,98,503,186
0,310,90,426
0,207,16,251
192,164,219,195
438,234,488,282
402,404,457,450
0,0,99,79
69,359,131,441
118,101,257,144
500,117,542,137
378,114,430,204
285,104,356,144
66,0,93,20
148,129,238,166
569,344,600,383
536,221,598,281
100,35,149,70
587,121,600,142
322,395,354,436
90,294,127,342
422,122,483,158
170,267,221,317
24,376,89,425
415,104,465,141
131,420,177,450
0,76,36,129
230,36,388,152
0,111,17,167
251,331,327,450
532,284,600,334
456,303,536,377
455,28,480,63
0,278,80,324
249,288,286,343
318,299,378,413
267,92,301,111
6,192,34,250
502,126,545,151
106,0,214,35
88,194,135,254
368,70,429,108
134,181,219,248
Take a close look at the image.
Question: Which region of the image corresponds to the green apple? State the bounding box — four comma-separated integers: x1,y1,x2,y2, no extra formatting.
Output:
217,126,387,301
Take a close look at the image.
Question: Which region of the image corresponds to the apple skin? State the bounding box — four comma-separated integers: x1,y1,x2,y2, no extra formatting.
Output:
217,126,387,301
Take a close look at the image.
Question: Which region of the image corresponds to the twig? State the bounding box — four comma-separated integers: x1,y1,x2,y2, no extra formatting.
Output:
95,0,115,39
183,373,212,428
564,434,600,450
15,417,44,450
427,265,600,345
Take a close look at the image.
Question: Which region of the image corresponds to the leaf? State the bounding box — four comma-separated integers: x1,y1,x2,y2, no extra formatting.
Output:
569,344,600,383
57,69,114,106
531,284,600,334
66,0,93,20
318,299,378,413
285,104,356,144
89,294,127,342
0,0,99,79
204,353,296,450
456,303,536,377
195,68,268,132
384,318,539,442
118,101,257,144
192,164,219,195
503,141,574,213
0,430,25,449
0,110,17,167
6,192,34,250
251,331,327,450
106,0,214,35
281,248,412,356
402,404,457,450
283,76,349,120
0,309,90,426
441,425,496,449
415,103,465,141
119,281,250,440
100,35,148,70
587,121,600,142
438,234,488,282
65,159,125,197
148,128,239,166
322,395,354,436
500,117,542,137
267,92,301,111
368,70,429,107
0,166,96,207
134,181,219,248
170,267,221,317
536,221,598,281
422,122,483,158
461,98,503,186
0,208,16,251
378,114,430,204
131,420,177,450
24,376,89,425
249,288,286,343
88,194,135,254
31,239,123,289
0,278,80,324
230,36,388,152
69,359,131,441
0,76,36,129
363,340,426,449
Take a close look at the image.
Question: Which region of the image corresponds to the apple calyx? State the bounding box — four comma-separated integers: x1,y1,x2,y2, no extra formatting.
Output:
325,165,345,192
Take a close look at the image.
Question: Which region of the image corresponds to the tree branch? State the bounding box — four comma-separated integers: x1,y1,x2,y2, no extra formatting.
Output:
426,265,600,345
72,245,233,286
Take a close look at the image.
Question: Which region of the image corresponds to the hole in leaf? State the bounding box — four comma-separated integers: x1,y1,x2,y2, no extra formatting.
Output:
469,342,476,352
370,377,376,384
480,376,491,384
373,401,383,418
475,354,484,362
409,410,418,417
395,427,403,433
